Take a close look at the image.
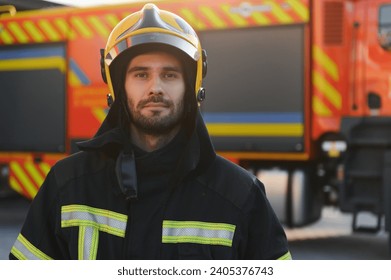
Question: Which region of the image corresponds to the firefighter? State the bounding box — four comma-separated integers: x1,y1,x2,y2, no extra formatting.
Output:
9,3,291,260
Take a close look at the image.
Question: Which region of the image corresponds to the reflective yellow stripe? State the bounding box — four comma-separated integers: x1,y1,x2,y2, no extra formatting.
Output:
313,95,333,116
221,4,248,27
25,162,45,187
162,220,236,247
23,21,45,42
54,18,76,40
61,204,127,237
9,176,24,195
287,0,309,21
200,6,227,28
71,16,93,39
266,0,293,23
180,8,206,30
38,19,61,41
88,16,110,39
206,123,303,137
62,205,127,259
11,234,52,260
8,22,29,43
277,251,292,260
0,23,14,44
10,161,37,199
78,226,99,260
39,162,51,175
0,57,66,72
163,220,236,231
251,12,271,25
313,70,342,109
105,14,120,28
92,108,107,123
313,45,339,81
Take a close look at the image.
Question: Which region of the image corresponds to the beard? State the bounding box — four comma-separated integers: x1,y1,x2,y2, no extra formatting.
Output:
127,95,185,136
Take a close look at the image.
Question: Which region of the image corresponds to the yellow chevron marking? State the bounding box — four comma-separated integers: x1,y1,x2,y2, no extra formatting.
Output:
180,8,206,30
105,14,120,28
0,57,66,72
39,19,61,41
25,162,45,187
71,17,93,39
221,4,248,27
313,95,332,117
265,0,293,23
251,11,271,25
0,24,14,44
92,108,107,123
23,21,45,42
313,45,339,81
8,22,29,43
206,123,303,137
88,16,110,39
9,177,24,196
39,162,51,175
10,162,38,199
54,18,76,40
200,6,227,28
313,70,342,109
287,0,309,21
69,71,82,86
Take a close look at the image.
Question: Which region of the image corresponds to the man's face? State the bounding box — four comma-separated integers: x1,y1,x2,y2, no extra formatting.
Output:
124,51,186,135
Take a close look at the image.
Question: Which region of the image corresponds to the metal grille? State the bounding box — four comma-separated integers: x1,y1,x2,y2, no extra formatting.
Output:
323,1,344,45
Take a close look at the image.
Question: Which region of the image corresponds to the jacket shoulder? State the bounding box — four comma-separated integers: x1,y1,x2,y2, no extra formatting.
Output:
198,155,263,210
51,150,112,187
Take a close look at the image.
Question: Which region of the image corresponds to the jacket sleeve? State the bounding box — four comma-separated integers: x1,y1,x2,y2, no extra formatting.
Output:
9,168,68,260
241,179,292,260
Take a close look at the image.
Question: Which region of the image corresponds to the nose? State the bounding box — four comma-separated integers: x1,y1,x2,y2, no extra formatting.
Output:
148,75,163,95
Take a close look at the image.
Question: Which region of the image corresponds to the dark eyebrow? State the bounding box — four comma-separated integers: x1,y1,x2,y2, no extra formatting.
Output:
127,66,182,73
127,66,148,73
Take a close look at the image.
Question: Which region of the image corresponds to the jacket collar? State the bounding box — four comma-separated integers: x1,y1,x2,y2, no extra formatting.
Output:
77,105,216,191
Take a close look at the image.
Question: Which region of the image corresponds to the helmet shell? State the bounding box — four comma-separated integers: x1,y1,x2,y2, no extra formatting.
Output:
103,3,204,99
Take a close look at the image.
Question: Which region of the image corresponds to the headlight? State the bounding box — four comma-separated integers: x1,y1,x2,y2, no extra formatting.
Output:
321,140,347,158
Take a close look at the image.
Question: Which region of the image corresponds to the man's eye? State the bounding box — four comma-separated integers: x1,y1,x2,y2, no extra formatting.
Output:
135,72,147,78
164,72,178,79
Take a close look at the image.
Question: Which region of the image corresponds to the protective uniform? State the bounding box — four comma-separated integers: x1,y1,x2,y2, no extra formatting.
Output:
10,4,291,260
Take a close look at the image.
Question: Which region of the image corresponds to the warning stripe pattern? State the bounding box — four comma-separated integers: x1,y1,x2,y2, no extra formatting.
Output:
0,0,308,44
312,45,342,117
9,161,51,200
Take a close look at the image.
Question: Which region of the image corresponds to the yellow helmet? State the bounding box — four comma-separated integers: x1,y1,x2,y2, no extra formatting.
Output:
101,3,207,104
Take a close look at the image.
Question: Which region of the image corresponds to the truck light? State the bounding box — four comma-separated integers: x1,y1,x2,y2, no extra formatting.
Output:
321,140,347,158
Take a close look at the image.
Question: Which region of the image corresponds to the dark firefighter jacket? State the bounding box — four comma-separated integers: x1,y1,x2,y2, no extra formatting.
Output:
9,107,291,260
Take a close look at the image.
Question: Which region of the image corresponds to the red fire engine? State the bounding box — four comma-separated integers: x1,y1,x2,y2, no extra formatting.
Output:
1,0,391,248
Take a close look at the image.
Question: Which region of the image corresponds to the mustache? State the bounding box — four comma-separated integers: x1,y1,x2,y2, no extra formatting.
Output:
137,95,172,108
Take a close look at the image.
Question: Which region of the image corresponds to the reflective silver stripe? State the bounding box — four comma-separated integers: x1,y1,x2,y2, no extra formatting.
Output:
162,220,236,247
11,233,52,260
61,205,127,237
106,32,199,66
78,226,99,260
61,205,127,260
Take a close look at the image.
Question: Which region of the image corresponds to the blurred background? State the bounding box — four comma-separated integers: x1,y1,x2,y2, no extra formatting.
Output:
1,0,391,260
